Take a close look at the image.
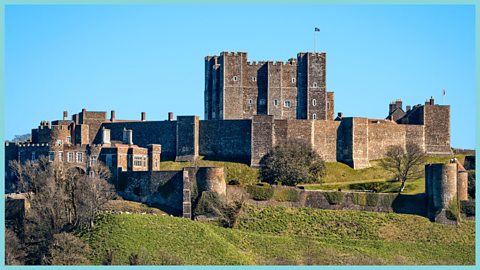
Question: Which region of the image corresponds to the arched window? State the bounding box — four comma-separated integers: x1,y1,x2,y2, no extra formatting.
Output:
233,76,238,81
312,99,317,106
292,78,296,83
313,82,317,87
312,113,317,120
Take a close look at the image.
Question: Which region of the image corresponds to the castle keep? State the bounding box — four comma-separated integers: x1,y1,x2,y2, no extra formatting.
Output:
205,52,334,121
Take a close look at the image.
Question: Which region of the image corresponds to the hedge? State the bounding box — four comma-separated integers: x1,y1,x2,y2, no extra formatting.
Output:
352,193,367,206
460,200,475,217
246,183,274,201
324,191,344,205
273,188,300,202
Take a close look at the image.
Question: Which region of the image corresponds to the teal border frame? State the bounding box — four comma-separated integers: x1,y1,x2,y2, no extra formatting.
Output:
1,1,478,269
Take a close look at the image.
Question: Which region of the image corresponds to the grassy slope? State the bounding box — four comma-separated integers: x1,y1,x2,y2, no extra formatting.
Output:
302,154,466,193
160,155,465,191
81,205,475,265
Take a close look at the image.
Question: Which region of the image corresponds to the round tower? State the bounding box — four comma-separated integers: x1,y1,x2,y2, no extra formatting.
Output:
197,167,226,196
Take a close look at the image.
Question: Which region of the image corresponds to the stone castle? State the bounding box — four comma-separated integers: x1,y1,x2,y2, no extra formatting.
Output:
4,51,454,217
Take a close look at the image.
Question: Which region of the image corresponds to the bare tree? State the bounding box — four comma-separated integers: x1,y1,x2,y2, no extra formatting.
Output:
5,229,26,265
380,143,426,193
8,157,115,264
44,232,92,265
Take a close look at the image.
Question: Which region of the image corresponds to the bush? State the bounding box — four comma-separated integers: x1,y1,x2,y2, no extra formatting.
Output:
246,184,274,201
350,182,388,192
352,193,367,206
259,140,326,186
194,191,226,217
324,191,344,205
273,187,300,202
460,200,475,217
446,196,460,221
366,193,379,207
468,170,475,199
380,194,398,208
228,179,240,186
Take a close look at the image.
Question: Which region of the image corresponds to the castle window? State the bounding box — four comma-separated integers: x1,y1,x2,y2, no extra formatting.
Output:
292,78,296,83
312,99,317,106
49,151,55,162
67,152,74,163
106,154,112,167
56,139,63,146
31,151,36,160
90,155,98,166
154,158,158,168
313,82,318,88
312,113,317,120
58,152,63,162
89,171,95,178
143,156,147,167
259,99,266,106
133,155,143,167
66,136,72,144
284,100,291,108
233,76,238,82
274,99,279,106
248,99,253,105
252,76,257,82
76,152,83,163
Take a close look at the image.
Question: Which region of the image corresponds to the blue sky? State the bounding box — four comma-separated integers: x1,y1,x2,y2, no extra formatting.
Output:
5,4,476,148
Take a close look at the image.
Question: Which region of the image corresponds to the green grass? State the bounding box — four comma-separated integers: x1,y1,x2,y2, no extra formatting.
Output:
161,157,259,186
80,204,475,265
303,178,425,194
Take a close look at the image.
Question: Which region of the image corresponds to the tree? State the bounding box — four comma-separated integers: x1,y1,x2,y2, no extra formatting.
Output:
8,157,115,264
259,140,326,186
44,233,91,265
380,143,426,193
5,229,26,265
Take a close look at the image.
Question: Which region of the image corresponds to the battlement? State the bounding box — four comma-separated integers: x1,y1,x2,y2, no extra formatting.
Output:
5,142,49,147
220,51,247,57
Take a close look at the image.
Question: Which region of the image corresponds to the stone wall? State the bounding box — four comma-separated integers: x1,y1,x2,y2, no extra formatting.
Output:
199,120,251,162
175,116,199,162
99,121,177,159
423,104,451,154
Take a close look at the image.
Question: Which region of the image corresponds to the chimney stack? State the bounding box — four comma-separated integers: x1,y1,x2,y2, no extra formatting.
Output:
168,112,174,121
429,96,435,105
110,110,115,121
338,112,343,118
406,105,411,111
141,112,146,121
63,111,68,120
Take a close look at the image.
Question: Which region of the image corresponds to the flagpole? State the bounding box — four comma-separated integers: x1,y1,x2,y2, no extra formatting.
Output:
313,30,316,53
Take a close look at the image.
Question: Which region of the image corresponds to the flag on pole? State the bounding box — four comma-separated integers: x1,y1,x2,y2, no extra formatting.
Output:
442,89,446,96
315,27,320,32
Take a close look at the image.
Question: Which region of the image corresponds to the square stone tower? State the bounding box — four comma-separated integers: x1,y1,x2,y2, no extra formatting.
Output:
204,52,334,121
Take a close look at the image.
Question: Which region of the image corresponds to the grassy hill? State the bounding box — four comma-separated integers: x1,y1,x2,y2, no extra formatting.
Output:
80,204,474,265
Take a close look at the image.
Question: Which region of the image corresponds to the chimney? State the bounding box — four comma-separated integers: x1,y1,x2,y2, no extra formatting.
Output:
406,105,411,111
429,96,435,105
141,112,146,121
110,110,115,121
338,112,343,118
168,112,174,121
63,111,68,120
82,108,86,114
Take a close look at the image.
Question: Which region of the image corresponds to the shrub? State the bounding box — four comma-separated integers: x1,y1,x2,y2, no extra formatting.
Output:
194,191,225,217
259,140,326,186
460,200,475,217
366,193,379,207
324,191,344,205
468,170,475,199
228,179,240,186
246,184,274,201
352,193,367,206
273,187,300,202
350,182,388,192
446,196,460,221
380,194,398,208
